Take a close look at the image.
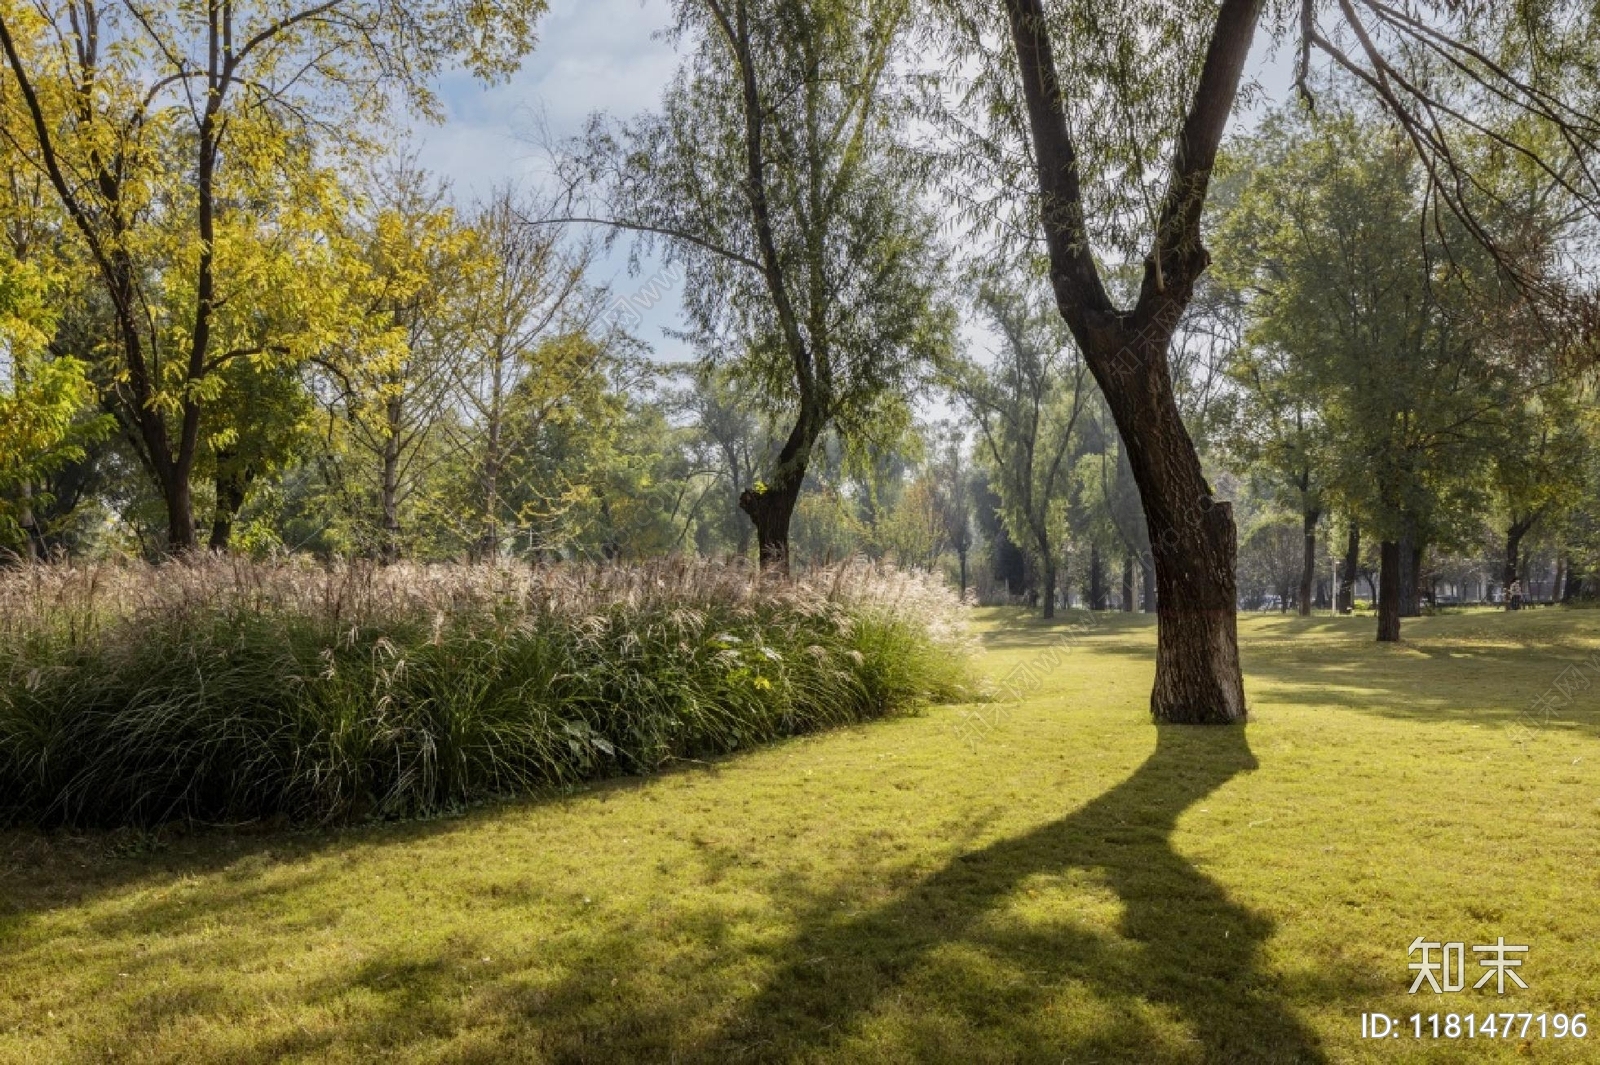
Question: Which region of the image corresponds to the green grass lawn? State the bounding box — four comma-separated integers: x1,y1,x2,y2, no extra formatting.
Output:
3,607,1598,1064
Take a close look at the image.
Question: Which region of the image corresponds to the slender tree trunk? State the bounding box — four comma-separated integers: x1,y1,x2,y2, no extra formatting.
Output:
481,379,503,562
1337,523,1359,613
381,396,403,564
1122,551,1135,611
1554,552,1567,604
17,481,41,562
1088,541,1104,610
958,547,969,601
1378,540,1401,642
1140,555,1156,613
1298,509,1318,617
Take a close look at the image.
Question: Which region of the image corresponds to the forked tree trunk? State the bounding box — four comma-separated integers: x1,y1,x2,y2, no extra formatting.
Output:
739,406,821,574
1503,514,1537,610
1298,509,1318,617
207,459,254,552
1337,523,1359,613
1003,0,1256,723
1378,540,1401,642
739,471,803,573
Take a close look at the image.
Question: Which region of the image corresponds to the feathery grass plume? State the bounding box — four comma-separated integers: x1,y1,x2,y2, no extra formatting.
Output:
0,557,974,828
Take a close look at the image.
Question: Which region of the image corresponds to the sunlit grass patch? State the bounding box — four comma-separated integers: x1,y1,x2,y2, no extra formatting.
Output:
1,606,1597,1062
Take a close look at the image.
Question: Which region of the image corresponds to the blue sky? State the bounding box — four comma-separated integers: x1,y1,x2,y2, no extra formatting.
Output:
413,2,1298,371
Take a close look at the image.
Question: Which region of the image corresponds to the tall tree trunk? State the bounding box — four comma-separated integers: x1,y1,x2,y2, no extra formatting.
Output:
1122,551,1135,611
381,395,403,564
207,459,253,553
1298,508,1319,617
1003,0,1256,723
1337,523,1359,613
958,547,969,601
1554,551,1567,604
1141,554,1156,613
1088,541,1104,610
481,393,502,563
1378,540,1401,642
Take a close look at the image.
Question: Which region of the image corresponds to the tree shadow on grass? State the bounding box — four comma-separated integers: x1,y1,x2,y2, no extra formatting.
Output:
680,725,1326,1064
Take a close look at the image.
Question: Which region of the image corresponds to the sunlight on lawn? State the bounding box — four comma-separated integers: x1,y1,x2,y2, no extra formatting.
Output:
3,609,1598,1063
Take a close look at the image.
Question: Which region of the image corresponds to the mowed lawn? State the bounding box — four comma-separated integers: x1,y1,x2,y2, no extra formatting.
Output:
3,608,1598,1064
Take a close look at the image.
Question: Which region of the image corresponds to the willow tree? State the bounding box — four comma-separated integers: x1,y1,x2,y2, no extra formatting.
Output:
941,0,1600,720
0,0,545,552
562,0,951,568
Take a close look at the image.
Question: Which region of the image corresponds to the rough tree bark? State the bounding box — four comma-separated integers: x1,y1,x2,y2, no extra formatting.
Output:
1378,539,1401,642
1004,0,1258,722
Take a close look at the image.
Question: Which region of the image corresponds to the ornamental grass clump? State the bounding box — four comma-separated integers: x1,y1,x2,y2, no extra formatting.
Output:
0,557,973,828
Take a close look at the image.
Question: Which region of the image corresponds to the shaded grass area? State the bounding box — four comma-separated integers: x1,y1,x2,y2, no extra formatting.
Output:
3,608,1599,1062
